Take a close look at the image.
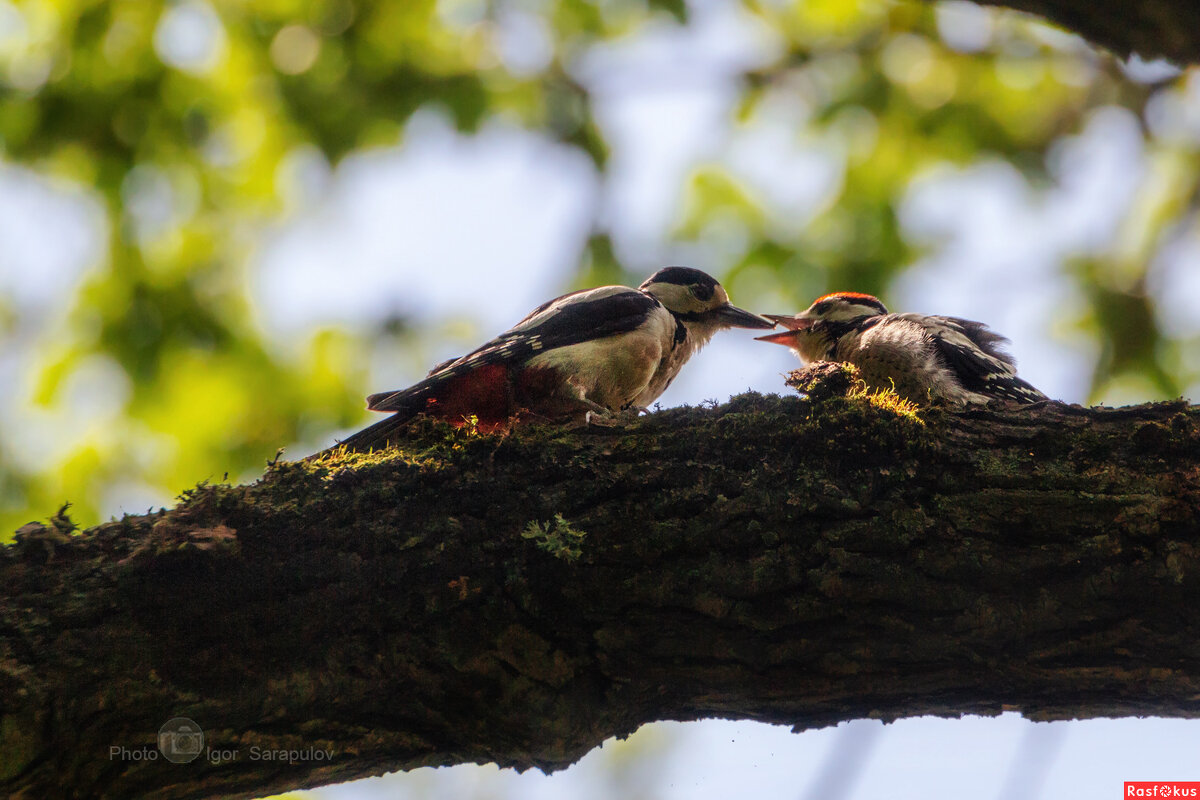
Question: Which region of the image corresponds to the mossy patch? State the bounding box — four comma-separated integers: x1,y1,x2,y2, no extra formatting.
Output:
521,514,587,562
849,383,924,423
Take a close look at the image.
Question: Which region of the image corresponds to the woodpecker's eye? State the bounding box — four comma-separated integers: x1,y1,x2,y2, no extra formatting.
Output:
690,283,715,301
813,301,832,315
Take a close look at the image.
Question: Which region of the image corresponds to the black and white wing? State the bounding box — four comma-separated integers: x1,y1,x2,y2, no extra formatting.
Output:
367,286,662,411
900,313,1046,403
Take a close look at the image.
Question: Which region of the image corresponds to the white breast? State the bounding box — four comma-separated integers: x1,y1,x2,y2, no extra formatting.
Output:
634,316,723,408
526,304,677,411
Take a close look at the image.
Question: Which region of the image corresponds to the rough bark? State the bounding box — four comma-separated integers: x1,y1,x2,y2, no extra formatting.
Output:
981,0,1200,64
2,370,1199,800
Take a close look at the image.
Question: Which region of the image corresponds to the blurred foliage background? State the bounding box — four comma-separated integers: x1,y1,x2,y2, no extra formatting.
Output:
1,0,1198,533
2,0,1199,797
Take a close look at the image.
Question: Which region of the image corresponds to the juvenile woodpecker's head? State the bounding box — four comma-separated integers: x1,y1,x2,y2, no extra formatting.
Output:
639,267,773,337
756,292,888,361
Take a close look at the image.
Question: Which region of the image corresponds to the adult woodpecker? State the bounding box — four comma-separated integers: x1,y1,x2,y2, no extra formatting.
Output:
330,267,774,451
756,292,1046,405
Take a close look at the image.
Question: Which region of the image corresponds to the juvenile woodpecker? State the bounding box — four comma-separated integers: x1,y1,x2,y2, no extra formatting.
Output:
332,267,773,451
756,292,1046,405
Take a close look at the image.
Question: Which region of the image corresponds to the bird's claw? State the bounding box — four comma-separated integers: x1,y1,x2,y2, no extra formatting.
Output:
584,410,623,427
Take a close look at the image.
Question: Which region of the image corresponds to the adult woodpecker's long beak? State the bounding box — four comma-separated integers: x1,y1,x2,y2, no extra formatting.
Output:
713,304,776,329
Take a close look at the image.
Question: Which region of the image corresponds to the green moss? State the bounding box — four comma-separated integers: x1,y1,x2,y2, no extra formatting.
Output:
302,415,505,473
521,514,587,562
849,383,925,424
0,713,39,782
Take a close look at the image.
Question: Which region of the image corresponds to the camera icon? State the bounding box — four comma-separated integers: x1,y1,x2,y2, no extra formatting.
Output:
158,717,204,764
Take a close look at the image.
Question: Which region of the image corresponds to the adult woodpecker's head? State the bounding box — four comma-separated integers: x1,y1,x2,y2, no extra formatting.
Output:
756,292,889,362
638,267,774,336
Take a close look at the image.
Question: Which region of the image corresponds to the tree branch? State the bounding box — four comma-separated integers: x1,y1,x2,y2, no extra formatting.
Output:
980,0,1200,64
2,375,1199,799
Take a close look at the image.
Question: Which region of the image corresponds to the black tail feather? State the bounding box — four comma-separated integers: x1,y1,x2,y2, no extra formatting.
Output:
314,411,415,457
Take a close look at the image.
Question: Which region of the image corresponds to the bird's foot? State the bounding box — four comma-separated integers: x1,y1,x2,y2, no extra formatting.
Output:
583,410,624,427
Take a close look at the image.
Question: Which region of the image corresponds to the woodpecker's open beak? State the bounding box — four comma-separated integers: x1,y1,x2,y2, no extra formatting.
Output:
712,304,776,329
763,313,814,331
756,314,812,344
756,330,800,346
